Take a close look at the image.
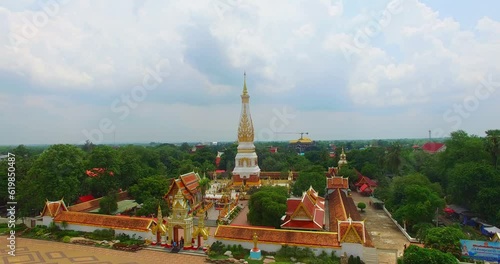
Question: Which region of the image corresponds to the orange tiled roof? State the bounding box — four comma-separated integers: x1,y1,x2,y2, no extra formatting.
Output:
165,172,200,202
327,176,349,189
339,221,364,244
281,187,325,230
328,189,347,232
180,172,200,193
40,200,68,217
327,167,338,177
68,191,130,212
215,225,340,248
54,211,154,232
327,189,374,247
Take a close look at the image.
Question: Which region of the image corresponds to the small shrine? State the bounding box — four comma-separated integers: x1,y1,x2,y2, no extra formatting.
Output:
167,189,193,249
192,211,210,249
151,205,167,246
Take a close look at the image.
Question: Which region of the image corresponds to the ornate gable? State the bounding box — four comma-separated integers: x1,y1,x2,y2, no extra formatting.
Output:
341,224,363,244
41,199,68,217
291,203,313,220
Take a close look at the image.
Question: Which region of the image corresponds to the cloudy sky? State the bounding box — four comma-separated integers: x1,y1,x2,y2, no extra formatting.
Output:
1,0,500,145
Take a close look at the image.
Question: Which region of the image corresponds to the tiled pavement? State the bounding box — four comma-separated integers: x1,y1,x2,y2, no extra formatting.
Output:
229,200,249,226
0,236,207,264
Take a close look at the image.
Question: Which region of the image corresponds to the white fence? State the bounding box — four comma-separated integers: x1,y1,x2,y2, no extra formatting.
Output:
382,206,418,243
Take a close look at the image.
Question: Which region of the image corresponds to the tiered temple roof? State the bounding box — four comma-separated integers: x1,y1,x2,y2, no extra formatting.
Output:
164,171,201,203
327,182,373,247
281,186,325,230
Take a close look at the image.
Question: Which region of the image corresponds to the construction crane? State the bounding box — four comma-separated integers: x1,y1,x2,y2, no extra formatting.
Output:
274,132,309,140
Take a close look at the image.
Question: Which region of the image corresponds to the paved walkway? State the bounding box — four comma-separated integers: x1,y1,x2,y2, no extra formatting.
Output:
350,192,408,263
229,200,249,226
0,236,207,264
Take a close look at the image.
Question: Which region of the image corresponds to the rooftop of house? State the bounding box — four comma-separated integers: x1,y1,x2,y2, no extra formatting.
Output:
421,142,446,153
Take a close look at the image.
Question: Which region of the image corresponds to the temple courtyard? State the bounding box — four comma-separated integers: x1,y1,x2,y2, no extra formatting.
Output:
0,236,206,264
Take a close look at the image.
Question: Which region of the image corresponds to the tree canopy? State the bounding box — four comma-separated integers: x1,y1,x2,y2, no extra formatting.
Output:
403,245,458,264
423,226,467,259
384,174,445,227
247,186,288,228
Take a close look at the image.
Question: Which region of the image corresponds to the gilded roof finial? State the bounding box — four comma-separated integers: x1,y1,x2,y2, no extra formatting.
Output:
157,204,162,221
243,72,248,96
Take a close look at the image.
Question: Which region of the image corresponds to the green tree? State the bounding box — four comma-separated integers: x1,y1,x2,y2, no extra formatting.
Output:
338,166,357,185
136,197,169,217
403,245,458,264
198,176,211,209
17,144,86,216
87,145,121,173
447,162,497,209
485,129,500,169
99,190,118,214
129,175,171,204
360,163,379,178
357,202,366,212
424,226,467,259
385,174,444,228
247,186,288,228
386,142,402,175
292,171,326,197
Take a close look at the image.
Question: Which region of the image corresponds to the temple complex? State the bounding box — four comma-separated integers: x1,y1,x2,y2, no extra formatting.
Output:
232,73,261,188
30,73,379,262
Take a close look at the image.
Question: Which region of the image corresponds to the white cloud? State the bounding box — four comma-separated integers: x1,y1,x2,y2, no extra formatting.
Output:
1,0,500,144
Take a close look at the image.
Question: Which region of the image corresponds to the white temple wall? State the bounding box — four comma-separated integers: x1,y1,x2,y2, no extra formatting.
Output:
340,243,364,258
46,222,152,240
213,238,344,257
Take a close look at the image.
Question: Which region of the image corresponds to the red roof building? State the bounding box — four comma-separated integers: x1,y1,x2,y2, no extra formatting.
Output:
85,168,114,177
269,146,278,153
421,142,446,154
326,175,374,247
164,172,201,208
355,174,378,196
281,186,325,231
327,176,349,189
77,194,95,203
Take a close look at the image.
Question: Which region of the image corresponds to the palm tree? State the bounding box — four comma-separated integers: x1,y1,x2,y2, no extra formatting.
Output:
198,175,211,209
